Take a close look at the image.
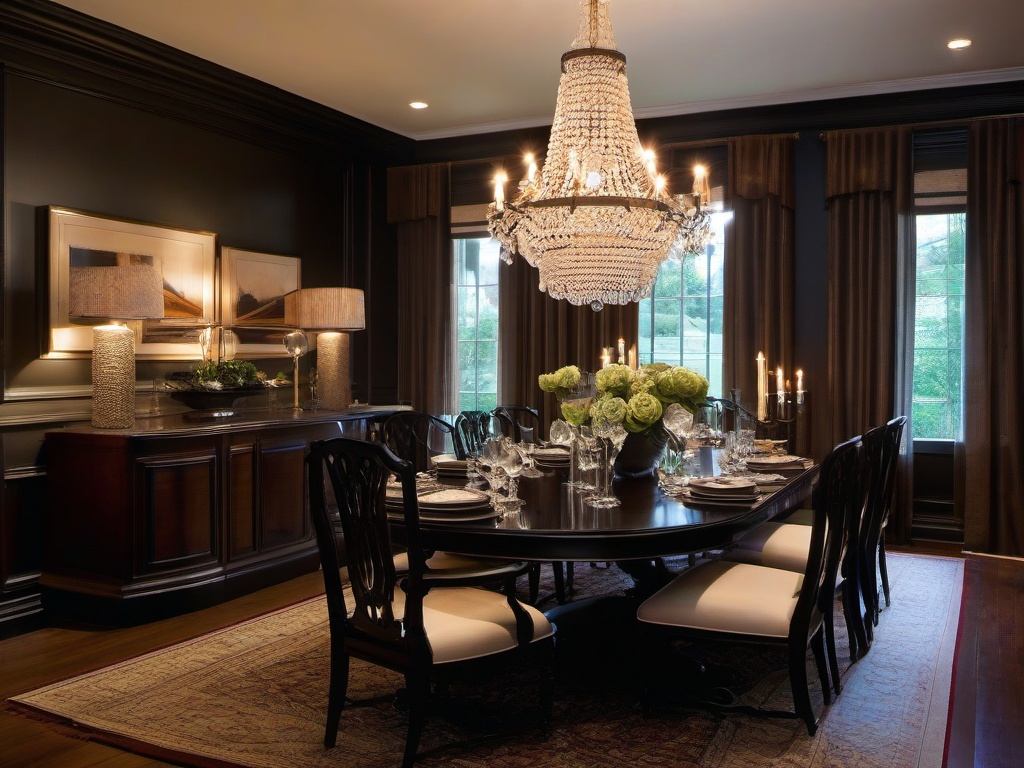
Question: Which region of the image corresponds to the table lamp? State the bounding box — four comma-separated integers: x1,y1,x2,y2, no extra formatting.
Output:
284,287,365,410
69,264,165,429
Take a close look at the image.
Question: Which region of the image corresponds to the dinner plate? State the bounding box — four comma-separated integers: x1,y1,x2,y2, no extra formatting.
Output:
745,454,806,466
688,477,758,493
417,488,491,508
679,490,758,508
430,454,469,470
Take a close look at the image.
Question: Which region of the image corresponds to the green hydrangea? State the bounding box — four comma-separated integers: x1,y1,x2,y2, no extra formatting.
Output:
595,364,634,397
590,394,627,425
630,370,658,397
538,365,581,399
624,392,663,433
654,366,710,410
560,398,592,427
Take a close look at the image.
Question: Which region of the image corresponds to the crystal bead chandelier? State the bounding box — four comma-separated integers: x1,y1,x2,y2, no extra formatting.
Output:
487,0,714,311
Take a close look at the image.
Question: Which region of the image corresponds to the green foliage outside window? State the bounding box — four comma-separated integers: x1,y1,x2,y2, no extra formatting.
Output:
454,237,500,413
912,213,965,440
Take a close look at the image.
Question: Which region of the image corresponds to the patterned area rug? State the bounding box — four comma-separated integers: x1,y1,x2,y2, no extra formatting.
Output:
8,553,961,768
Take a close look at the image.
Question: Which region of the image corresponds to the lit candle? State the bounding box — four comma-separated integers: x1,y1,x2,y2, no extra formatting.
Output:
796,369,804,404
643,148,657,176
525,153,537,183
693,164,711,208
756,351,767,421
618,338,626,364
494,172,507,211
654,174,667,197
776,366,784,404
628,344,638,371
600,349,611,368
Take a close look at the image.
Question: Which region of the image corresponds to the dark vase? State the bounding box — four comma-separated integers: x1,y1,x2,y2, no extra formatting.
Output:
613,422,669,478
165,387,266,418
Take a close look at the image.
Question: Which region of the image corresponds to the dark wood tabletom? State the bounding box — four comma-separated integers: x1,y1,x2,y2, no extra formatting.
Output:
393,467,818,563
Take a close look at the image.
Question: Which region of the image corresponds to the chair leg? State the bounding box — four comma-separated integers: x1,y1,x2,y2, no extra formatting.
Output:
565,562,575,594
552,562,567,605
824,614,842,697
879,535,891,608
789,638,818,736
401,675,430,768
528,562,541,604
324,650,349,748
810,628,832,705
842,577,869,660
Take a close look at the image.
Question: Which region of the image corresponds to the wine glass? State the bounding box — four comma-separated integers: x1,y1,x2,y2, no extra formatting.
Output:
283,329,308,411
587,417,626,507
498,438,526,509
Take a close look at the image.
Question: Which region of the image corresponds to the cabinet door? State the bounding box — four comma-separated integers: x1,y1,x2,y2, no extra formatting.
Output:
136,450,219,574
258,437,309,551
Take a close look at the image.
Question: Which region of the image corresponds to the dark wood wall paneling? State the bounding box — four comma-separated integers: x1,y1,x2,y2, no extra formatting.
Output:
0,0,413,635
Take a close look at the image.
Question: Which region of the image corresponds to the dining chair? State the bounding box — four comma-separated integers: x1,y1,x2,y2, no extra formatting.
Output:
382,411,466,471
860,415,907,626
637,435,861,735
723,427,877,665
492,405,541,444
454,409,493,456
306,437,555,767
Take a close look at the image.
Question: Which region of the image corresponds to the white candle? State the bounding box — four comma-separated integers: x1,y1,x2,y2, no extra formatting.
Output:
756,351,767,421
693,164,711,208
525,153,537,183
494,172,506,211
618,338,626,364
776,366,784,404
796,369,804,404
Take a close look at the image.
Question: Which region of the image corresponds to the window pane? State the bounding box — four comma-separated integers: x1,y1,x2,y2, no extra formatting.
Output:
453,237,500,413
637,203,727,394
912,213,965,440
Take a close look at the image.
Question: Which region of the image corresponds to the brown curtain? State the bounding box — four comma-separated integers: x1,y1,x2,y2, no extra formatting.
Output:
724,134,796,428
387,164,454,416
498,256,637,431
824,127,915,541
963,118,1024,556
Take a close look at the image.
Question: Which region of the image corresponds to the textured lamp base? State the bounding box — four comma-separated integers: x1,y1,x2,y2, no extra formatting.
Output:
92,324,136,429
317,331,351,411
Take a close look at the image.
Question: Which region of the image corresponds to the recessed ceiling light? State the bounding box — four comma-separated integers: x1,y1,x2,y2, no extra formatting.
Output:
947,38,972,50
409,101,429,109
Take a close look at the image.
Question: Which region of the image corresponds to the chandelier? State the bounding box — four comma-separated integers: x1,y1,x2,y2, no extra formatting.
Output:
487,0,713,311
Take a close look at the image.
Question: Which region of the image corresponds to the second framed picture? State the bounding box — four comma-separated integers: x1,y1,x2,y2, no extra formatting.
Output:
220,247,301,357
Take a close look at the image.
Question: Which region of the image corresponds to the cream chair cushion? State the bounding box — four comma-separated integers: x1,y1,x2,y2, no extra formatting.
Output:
393,550,511,576
783,508,814,525
349,586,553,664
725,522,812,573
637,560,803,639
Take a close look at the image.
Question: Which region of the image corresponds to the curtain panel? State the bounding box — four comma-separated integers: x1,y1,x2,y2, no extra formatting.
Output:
387,164,455,416
724,134,797,444
964,118,1024,556
824,127,914,542
498,257,637,433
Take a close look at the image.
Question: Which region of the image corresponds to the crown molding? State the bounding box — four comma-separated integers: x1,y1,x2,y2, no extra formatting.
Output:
408,67,1024,142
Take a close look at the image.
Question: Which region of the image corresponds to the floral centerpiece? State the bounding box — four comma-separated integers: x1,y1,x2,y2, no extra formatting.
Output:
539,362,710,476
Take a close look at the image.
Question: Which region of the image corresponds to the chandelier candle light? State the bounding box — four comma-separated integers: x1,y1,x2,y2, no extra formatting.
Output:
487,0,713,310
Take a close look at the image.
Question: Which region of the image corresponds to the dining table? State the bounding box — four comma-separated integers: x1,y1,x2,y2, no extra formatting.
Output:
393,462,819,567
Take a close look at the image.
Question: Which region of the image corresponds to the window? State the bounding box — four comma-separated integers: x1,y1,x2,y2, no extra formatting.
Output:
638,208,729,397
910,127,967,442
453,236,500,412
912,211,965,440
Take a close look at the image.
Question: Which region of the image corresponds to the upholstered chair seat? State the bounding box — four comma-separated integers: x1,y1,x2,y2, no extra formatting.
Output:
723,522,813,574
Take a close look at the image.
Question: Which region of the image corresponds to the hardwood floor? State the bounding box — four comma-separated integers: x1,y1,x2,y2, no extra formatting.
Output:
1,551,1019,767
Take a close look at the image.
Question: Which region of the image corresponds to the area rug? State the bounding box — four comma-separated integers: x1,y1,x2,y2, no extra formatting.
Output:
8,553,962,768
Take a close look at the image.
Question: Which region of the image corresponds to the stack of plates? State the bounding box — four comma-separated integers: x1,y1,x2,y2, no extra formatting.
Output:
681,477,760,507
532,445,571,469
430,453,470,484
745,454,814,476
388,487,496,522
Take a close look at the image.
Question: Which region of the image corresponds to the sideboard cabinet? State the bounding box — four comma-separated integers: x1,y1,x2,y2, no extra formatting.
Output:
41,409,393,624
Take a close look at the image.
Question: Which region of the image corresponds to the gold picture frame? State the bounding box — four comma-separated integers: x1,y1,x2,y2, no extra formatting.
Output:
47,207,216,359
219,247,301,358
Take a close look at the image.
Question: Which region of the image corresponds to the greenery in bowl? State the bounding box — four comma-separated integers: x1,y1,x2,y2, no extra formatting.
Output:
165,360,268,392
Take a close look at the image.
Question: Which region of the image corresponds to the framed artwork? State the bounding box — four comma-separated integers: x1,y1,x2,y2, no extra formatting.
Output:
219,247,301,357
48,207,216,359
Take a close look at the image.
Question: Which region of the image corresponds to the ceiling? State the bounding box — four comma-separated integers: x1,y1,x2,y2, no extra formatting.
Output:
53,0,1024,141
